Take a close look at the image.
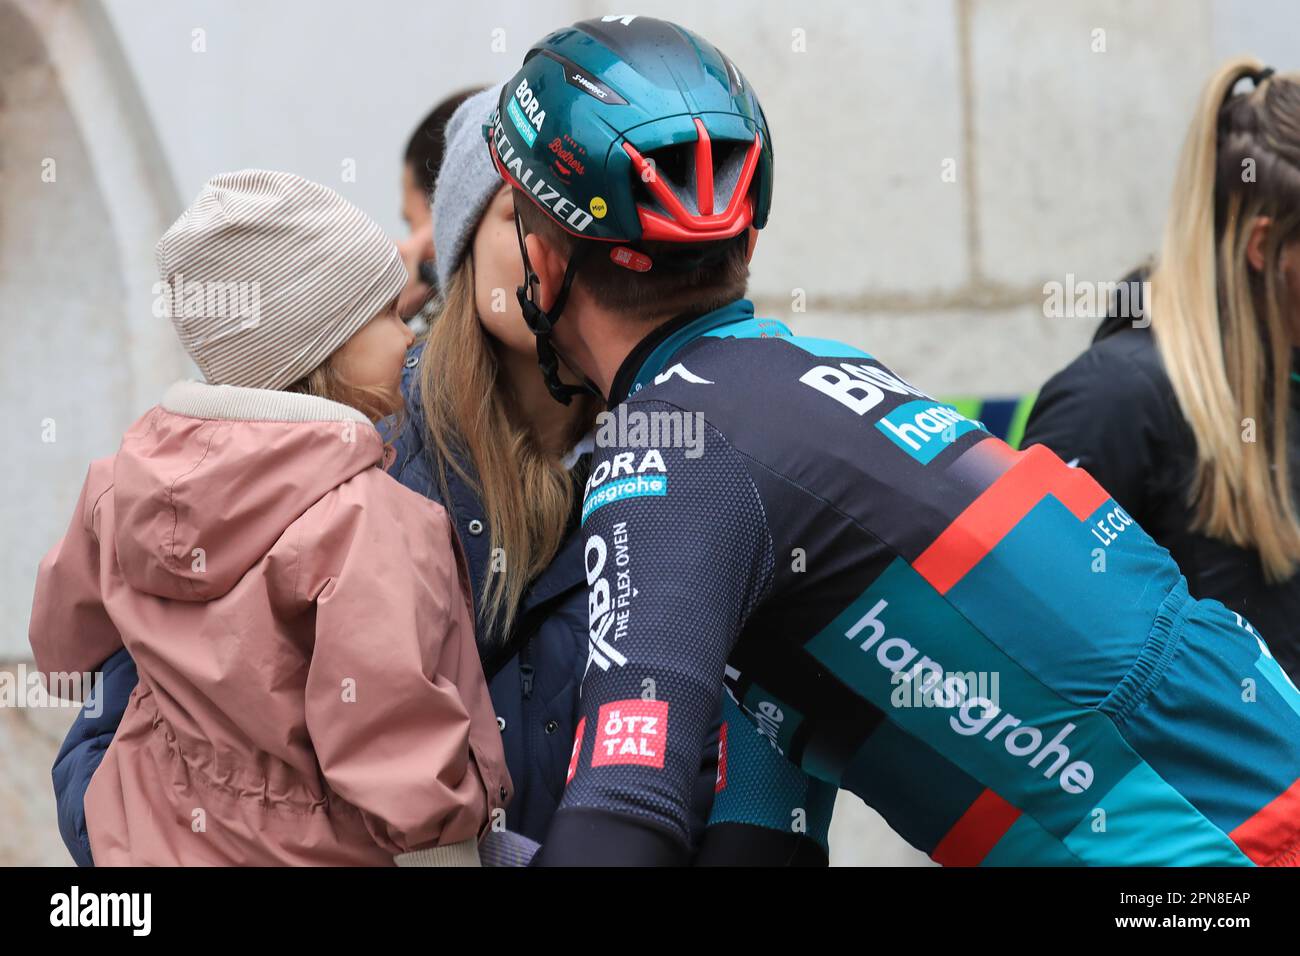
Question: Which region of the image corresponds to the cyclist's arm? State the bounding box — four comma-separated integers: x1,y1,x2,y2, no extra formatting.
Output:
532,409,774,865
687,701,724,845
693,690,835,866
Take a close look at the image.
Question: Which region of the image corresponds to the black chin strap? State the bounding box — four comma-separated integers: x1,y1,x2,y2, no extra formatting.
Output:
512,205,600,405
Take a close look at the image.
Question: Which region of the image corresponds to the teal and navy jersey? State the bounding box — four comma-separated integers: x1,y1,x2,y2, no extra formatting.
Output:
533,298,1300,866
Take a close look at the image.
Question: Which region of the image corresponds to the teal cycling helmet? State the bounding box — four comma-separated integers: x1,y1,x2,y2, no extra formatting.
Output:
486,15,773,248
484,15,774,403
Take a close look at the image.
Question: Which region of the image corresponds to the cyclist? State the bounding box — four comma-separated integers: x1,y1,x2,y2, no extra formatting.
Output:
487,15,1300,866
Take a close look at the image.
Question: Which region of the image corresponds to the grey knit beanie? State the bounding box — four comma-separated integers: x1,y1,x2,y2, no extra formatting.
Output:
156,169,407,391
433,84,507,292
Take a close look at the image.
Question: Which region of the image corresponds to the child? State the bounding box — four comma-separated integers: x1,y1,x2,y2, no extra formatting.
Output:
28,169,510,866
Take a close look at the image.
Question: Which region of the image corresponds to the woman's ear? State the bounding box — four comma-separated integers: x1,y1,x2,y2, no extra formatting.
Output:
1247,216,1274,272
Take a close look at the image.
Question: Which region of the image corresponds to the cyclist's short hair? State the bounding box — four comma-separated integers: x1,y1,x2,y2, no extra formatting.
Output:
513,188,750,319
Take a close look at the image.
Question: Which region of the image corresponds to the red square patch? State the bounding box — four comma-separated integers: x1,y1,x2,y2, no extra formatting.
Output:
592,699,668,768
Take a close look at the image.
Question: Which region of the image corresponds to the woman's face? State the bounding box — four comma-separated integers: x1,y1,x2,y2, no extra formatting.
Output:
472,185,536,356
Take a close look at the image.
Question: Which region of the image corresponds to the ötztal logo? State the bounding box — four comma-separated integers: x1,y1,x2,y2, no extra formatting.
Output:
592,698,668,768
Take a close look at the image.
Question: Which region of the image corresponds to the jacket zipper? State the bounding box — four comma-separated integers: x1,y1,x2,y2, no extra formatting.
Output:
482,587,558,681
519,644,535,810
520,653,535,699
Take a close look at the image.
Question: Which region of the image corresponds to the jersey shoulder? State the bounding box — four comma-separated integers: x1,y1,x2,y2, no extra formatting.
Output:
625,326,987,475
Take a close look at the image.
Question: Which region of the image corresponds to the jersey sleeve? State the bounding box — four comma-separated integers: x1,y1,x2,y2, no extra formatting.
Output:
531,404,775,865
693,690,836,866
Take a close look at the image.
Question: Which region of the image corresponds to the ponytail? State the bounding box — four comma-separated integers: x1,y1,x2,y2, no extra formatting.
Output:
1149,56,1300,582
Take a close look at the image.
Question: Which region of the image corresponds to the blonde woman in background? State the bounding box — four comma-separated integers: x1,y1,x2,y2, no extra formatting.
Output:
1024,58,1300,682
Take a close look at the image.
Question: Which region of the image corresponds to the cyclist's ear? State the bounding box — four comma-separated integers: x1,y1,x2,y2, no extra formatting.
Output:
745,225,759,264
522,230,569,314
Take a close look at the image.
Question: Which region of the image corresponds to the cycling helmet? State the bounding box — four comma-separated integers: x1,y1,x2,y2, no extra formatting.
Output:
484,15,774,402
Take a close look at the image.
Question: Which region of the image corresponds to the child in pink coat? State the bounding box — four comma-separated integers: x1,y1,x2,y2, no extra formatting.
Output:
28,170,510,866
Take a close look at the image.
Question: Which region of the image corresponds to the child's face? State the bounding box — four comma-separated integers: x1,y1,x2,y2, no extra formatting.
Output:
332,298,416,416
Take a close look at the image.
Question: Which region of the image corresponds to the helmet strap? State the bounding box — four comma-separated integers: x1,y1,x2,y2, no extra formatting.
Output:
511,205,599,406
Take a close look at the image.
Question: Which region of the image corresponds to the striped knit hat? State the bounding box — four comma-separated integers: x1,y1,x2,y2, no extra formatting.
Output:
157,169,408,391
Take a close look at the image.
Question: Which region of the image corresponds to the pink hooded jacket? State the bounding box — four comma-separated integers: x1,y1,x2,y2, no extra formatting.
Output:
28,381,511,866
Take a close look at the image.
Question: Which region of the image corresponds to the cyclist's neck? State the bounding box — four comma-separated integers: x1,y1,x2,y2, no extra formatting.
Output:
605,298,755,404
561,297,704,403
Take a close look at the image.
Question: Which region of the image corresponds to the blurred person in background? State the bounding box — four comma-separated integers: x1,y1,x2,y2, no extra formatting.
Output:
396,86,483,329
1023,57,1300,682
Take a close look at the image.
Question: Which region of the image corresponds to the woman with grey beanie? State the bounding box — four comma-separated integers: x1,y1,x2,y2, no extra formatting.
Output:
388,84,723,850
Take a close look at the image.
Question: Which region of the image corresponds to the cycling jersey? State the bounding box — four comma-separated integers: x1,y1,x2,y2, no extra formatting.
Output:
533,297,1300,866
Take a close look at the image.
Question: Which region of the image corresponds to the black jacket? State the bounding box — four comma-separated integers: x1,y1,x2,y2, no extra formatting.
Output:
1022,273,1300,680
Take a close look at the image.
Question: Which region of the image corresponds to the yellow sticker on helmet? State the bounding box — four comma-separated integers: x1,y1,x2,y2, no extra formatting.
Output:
590,196,608,219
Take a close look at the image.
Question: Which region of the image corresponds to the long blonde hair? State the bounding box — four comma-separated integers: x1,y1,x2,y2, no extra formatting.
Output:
1149,56,1300,582
285,358,400,425
418,256,600,645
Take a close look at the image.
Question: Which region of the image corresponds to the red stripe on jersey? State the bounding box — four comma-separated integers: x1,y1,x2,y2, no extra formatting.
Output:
1230,776,1300,866
931,788,1022,866
914,443,1110,594
716,721,729,794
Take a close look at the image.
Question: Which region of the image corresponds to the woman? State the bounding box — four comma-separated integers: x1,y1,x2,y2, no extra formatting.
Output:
1023,57,1300,680
50,86,724,862
389,83,622,842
